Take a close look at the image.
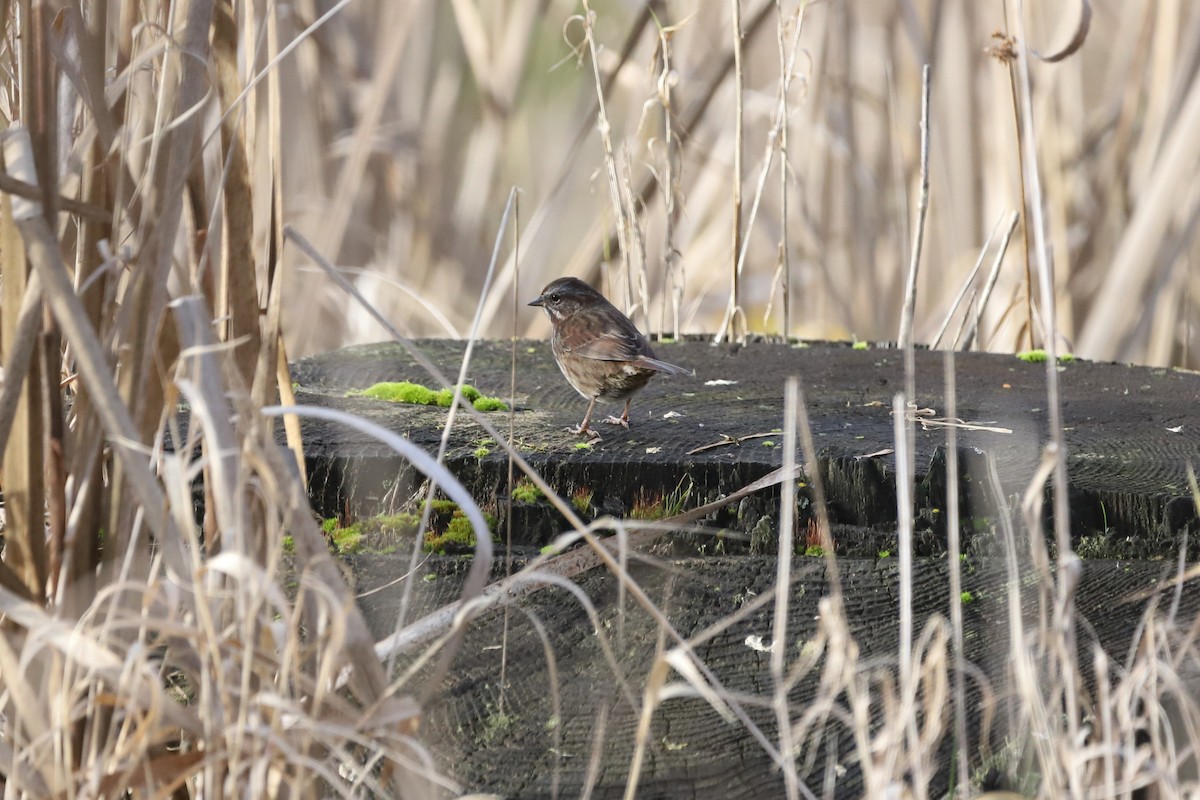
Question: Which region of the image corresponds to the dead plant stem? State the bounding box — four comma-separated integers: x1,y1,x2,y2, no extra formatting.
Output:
898,64,931,351
943,353,970,797
1013,4,1080,784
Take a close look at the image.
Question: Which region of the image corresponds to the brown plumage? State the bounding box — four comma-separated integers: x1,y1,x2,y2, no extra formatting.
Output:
529,277,690,438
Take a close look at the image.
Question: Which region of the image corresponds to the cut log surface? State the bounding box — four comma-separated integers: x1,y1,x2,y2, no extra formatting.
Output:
285,338,1200,797
351,553,1200,799
291,338,1200,557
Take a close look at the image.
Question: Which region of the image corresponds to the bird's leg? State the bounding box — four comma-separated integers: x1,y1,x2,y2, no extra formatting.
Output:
570,397,601,438
603,399,632,427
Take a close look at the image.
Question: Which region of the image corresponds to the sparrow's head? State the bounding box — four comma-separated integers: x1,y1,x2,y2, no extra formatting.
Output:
528,277,604,325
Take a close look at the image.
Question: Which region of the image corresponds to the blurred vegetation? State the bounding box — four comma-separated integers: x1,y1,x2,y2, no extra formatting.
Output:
277,1,1200,367
0,0,1198,796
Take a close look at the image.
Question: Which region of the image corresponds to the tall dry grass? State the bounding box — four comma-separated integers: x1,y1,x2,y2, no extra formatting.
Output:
0,1,442,795
266,1,1200,367
0,1,1199,798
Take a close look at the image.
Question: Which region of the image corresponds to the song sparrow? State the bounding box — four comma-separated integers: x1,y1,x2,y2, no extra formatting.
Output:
529,277,690,438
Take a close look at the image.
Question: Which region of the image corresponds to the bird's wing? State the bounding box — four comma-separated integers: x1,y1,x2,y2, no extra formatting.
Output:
568,332,692,375
565,330,647,362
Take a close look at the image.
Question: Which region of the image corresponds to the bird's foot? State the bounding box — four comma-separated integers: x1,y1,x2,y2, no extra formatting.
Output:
568,424,602,440
602,415,630,428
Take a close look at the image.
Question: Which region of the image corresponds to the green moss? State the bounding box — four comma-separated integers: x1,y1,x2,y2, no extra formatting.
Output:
473,396,508,412
282,535,295,553
353,380,506,410
321,512,422,555
1075,535,1109,559
959,591,975,605
423,573,438,582
375,512,421,534
474,446,491,459
511,478,544,504
332,525,363,554
877,549,891,558
573,441,592,450
433,385,484,407
1016,350,1074,364
762,440,776,448
803,545,825,557
358,381,437,404
448,509,496,541
424,509,497,554
321,505,502,557
481,709,517,745
426,499,459,514
445,514,477,545
427,515,468,554
852,340,869,350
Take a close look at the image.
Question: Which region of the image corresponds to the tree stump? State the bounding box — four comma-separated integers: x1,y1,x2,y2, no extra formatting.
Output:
278,339,1200,797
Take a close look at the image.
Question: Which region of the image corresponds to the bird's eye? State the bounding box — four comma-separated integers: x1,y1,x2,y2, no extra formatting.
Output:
550,294,560,303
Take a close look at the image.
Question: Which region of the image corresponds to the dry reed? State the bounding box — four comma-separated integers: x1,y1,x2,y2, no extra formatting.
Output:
1,2,1199,798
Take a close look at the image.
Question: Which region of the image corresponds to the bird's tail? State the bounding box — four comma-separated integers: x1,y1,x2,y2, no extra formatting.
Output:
636,356,693,376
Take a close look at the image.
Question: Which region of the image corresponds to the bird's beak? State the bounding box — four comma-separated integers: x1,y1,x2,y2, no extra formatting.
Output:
528,295,544,308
